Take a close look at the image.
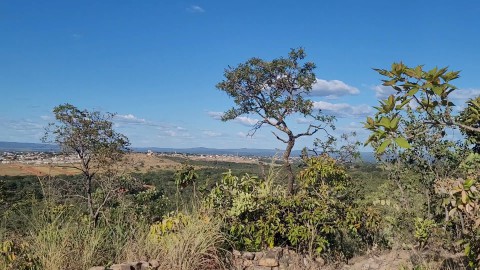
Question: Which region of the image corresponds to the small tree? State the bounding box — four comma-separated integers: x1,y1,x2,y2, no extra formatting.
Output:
459,96,480,153
216,48,334,194
43,103,130,226
364,62,479,153
365,63,480,266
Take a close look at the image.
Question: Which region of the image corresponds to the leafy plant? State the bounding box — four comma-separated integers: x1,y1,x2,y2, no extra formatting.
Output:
206,158,381,259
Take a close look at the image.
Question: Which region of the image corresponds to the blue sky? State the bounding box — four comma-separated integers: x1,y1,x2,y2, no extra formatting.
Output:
1,0,479,150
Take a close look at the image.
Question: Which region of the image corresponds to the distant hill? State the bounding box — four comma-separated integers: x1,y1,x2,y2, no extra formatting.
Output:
0,141,376,162
0,141,59,152
133,146,295,157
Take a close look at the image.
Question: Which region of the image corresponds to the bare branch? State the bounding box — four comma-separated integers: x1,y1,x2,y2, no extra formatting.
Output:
271,131,289,143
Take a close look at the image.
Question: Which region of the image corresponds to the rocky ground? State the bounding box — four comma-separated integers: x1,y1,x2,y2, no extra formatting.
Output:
89,247,469,270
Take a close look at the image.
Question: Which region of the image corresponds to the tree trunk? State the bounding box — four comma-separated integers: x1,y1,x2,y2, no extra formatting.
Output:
284,138,295,195
86,174,96,226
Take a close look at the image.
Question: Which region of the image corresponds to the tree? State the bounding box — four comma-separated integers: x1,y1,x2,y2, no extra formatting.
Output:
365,63,480,266
364,62,480,153
459,96,480,153
216,48,334,194
43,104,130,226
309,132,361,164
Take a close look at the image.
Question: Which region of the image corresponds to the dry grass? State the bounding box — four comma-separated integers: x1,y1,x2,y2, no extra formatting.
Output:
28,206,107,270
156,212,228,270
0,153,182,176
0,164,79,176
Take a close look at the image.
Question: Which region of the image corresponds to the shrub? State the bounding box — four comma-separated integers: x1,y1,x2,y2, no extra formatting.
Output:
206,156,382,259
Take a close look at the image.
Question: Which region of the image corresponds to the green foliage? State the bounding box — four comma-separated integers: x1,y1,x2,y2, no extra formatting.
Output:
435,153,480,267
43,103,131,225
207,157,381,259
458,96,480,153
174,165,198,190
1,239,40,270
128,186,168,223
44,103,130,162
413,218,436,249
366,62,480,266
216,48,336,194
217,48,317,123
365,63,469,154
310,132,361,164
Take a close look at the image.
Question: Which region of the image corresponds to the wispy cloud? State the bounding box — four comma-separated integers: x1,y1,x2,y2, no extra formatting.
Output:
373,85,480,109
159,128,192,138
203,130,223,137
296,118,313,124
313,101,373,118
237,132,247,138
207,111,259,126
186,5,205,13
207,111,223,120
235,116,258,126
372,85,396,99
115,114,146,124
309,79,359,98
0,118,45,141
450,88,480,103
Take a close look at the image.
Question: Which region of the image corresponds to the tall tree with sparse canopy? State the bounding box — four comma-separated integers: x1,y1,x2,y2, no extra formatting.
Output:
43,104,130,226
216,48,334,194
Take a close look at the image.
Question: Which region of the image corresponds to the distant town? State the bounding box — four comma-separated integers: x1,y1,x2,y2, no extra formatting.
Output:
0,150,272,166
0,151,81,165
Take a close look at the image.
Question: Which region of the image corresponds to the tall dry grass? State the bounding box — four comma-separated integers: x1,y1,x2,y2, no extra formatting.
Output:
28,205,107,270
156,211,228,270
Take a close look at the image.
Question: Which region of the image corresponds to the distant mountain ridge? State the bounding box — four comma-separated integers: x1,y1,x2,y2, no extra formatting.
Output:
0,141,376,162
0,141,60,152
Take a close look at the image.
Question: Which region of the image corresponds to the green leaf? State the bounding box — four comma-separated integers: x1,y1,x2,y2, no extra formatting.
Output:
432,86,444,96
364,134,376,146
396,98,411,110
390,117,400,130
387,95,395,111
464,178,475,189
376,139,391,154
394,137,411,149
407,87,419,96
382,79,396,86
414,66,423,78
378,117,391,128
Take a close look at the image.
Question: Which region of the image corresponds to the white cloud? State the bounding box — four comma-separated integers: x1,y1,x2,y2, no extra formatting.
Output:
115,114,146,124
296,118,312,124
310,79,359,98
207,111,223,120
450,88,480,102
237,132,247,137
207,111,258,126
40,115,51,120
187,5,205,13
235,116,258,126
160,129,192,138
203,130,222,137
372,85,396,99
313,101,373,118
0,118,45,141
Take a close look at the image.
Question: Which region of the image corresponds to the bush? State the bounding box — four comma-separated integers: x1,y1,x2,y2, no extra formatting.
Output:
206,156,382,259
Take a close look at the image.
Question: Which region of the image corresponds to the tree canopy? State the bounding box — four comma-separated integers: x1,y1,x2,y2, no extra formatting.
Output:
43,103,130,225
364,62,480,154
217,48,334,194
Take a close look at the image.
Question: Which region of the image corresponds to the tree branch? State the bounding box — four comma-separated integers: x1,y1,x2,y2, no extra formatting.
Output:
271,131,289,143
